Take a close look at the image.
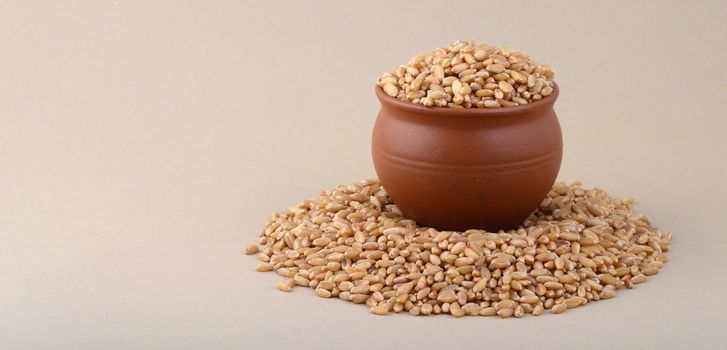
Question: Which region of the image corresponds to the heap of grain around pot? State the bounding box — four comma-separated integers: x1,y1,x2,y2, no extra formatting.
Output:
246,180,672,318
376,40,556,108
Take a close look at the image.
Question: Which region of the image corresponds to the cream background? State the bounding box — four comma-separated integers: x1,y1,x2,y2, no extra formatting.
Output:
1,1,726,349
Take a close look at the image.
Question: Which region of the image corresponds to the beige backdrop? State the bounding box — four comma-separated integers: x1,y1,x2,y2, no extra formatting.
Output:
1,1,726,349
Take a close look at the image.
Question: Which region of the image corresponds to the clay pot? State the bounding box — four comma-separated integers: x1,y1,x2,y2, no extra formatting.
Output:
372,85,562,231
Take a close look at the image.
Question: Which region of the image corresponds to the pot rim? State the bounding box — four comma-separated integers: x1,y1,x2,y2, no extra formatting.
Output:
375,83,558,118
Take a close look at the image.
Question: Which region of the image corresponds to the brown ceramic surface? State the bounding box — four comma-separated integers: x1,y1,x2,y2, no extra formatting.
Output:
372,85,562,231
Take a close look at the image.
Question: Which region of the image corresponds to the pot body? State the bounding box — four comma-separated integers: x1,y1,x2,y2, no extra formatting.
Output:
372,86,562,231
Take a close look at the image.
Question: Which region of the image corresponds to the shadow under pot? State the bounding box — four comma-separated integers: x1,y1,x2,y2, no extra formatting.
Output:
372,84,563,231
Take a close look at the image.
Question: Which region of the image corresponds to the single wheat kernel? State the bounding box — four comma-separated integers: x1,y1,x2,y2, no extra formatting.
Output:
371,304,390,315
255,263,273,272
552,303,568,314
276,279,294,292
480,307,497,316
631,274,647,284
514,305,525,318
533,304,545,316
497,308,514,318
383,84,398,97
484,100,500,108
599,285,616,299
519,295,540,304
244,244,259,255
315,288,332,298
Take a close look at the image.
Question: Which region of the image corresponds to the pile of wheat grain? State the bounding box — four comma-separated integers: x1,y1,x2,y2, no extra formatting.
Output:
377,40,555,108
245,179,671,318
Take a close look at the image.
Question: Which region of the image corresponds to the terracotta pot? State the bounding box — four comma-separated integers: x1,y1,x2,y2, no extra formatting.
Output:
372,85,562,231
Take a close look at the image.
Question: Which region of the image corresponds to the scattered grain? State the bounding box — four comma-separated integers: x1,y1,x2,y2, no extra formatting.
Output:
552,303,568,314
244,244,259,255
255,263,273,272
276,279,294,292
246,179,672,318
